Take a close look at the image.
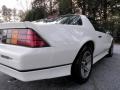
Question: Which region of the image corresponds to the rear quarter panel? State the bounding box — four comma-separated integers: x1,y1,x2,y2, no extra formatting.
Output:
0,17,97,70
25,23,96,69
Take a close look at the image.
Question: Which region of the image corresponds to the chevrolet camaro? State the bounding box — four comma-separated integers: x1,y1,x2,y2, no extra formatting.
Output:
0,14,113,84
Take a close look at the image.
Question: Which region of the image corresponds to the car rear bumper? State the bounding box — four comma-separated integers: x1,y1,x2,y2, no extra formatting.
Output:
0,63,71,81
0,44,75,81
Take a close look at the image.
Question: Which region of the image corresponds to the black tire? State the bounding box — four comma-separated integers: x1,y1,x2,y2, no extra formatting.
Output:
71,45,93,84
107,42,114,57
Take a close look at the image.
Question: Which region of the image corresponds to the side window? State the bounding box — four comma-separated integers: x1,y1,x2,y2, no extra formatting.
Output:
60,16,75,24
60,15,82,25
88,18,105,33
71,16,82,25
77,18,82,25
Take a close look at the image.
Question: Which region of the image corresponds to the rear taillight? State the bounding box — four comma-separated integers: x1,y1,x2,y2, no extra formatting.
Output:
1,28,49,48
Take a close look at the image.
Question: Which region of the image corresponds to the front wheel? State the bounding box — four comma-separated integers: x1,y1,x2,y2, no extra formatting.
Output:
107,42,114,57
71,46,93,84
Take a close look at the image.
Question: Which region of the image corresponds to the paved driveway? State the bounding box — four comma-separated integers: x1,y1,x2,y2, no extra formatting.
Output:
0,45,120,90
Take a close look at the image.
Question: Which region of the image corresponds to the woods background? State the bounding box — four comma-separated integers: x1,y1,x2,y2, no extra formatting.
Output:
0,0,120,41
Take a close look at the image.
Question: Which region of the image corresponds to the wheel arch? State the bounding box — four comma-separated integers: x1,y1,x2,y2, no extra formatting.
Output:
71,40,95,74
75,40,95,60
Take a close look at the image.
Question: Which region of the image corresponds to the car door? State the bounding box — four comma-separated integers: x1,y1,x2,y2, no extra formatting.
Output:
94,25,112,52
95,29,108,53
88,18,108,55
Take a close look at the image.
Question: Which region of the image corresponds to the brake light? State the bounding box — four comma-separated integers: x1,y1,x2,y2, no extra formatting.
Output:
2,29,49,48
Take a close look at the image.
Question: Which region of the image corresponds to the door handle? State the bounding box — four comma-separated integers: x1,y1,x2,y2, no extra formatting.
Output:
98,36,102,38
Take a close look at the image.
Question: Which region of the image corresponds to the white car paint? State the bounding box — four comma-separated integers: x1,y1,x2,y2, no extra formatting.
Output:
0,15,113,81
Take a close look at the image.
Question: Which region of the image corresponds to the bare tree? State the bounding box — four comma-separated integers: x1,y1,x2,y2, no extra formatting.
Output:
7,9,12,21
13,8,17,21
2,5,12,22
18,10,25,21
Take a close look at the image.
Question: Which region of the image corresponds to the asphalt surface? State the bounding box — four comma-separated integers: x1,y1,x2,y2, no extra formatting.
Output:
0,45,120,90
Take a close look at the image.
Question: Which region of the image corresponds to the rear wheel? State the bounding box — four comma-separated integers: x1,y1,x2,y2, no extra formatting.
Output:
71,46,93,84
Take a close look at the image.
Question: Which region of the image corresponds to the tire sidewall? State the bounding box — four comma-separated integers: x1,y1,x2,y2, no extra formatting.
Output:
108,42,114,57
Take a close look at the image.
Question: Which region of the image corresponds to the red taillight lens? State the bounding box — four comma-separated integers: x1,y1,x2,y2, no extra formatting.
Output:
2,29,49,48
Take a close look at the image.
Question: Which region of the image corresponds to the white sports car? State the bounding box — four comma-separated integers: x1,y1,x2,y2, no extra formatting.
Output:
0,14,113,84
